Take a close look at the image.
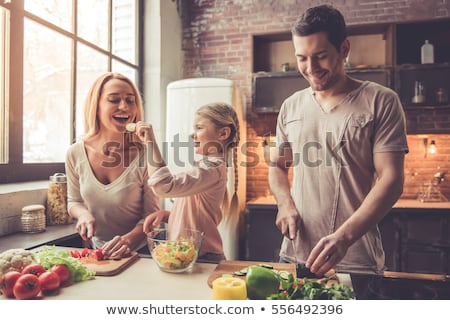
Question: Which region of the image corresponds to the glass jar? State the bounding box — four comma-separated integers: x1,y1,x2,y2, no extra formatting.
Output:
435,88,448,104
21,204,46,233
47,173,73,225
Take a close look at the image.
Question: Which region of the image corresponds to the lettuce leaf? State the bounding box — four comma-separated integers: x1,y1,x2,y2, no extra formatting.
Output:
36,245,96,283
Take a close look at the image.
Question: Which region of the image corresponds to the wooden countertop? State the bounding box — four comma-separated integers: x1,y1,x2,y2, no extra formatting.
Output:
247,196,450,209
393,199,450,209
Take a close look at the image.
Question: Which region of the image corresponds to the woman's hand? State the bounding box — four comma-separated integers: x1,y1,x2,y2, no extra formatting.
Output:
143,210,171,233
102,235,132,259
75,211,96,241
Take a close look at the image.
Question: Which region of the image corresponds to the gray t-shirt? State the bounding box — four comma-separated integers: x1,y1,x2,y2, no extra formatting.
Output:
276,81,409,273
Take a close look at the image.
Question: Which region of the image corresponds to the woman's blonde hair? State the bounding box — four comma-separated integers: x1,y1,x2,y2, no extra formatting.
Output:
195,102,240,219
82,72,144,140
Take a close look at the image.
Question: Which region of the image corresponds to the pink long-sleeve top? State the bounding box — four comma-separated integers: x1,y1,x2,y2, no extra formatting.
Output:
148,156,227,257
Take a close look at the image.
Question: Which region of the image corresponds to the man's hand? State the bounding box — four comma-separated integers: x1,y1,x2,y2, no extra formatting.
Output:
305,232,350,275
275,205,301,240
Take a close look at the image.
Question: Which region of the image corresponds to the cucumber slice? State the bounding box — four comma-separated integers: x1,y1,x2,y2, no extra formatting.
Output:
258,263,274,269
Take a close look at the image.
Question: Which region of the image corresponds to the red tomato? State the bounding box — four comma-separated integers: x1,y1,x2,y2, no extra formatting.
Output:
13,274,40,300
0,271,22,298
38,271,60,292
50,264,71,284
70,250,81,258
91,248,104,260
81,248,89,257
21,263,46,277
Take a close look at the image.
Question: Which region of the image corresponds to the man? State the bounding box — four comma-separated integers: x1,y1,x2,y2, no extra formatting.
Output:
268,5,408,275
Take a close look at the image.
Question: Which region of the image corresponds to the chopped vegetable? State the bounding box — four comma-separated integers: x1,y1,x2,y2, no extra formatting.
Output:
296,263,319,278
70,248,104,261
212,276,247,300
126,123,136,132
36,246,95,284
267,273,355,300
0,248,36,276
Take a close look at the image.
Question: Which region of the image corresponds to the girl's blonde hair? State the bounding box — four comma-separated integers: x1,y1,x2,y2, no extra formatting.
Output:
82,72,144,140
195,102,240,219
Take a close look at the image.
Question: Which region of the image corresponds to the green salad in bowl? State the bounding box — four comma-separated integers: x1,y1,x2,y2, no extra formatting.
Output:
147,228,204,273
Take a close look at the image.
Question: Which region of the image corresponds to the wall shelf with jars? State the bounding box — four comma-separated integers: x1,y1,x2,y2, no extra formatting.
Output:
396,63,450,109
251,18,450,133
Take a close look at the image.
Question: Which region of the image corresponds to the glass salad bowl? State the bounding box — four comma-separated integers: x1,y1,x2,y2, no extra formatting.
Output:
147,228,204,273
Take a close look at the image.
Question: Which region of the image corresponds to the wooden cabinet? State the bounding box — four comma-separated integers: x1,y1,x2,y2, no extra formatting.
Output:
391,208,450,274
245,203,282,262
251,18,450,133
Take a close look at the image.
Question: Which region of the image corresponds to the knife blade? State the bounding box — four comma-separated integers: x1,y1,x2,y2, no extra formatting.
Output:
290,237,298,265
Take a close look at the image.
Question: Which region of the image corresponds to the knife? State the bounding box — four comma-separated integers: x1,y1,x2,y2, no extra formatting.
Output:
83,238,90,249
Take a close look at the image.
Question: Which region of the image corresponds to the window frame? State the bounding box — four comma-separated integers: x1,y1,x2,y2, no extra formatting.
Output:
0,0,144,183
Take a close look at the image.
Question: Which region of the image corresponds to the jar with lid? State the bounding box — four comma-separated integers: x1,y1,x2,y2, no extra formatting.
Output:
21,204,46,233
47,173,73,225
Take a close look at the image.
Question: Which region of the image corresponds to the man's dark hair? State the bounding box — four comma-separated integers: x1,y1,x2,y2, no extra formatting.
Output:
291,5,347,52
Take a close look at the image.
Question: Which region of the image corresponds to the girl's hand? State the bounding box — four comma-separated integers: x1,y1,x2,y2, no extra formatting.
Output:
102,235,132,259
75,211,96,241
135,121,153,144
143,210,171,233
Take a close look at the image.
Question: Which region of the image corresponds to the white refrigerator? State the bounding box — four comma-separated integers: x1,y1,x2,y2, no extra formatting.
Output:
165,78,246,260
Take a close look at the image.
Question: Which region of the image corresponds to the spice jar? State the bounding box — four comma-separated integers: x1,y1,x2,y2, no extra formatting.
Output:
21,204,46,233
47,173,73,225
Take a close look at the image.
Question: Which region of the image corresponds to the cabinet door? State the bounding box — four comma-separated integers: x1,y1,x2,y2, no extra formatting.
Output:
401,245,446,274
379,213,399,271
400,213,446,244
394,211,450,273
245,205,283,262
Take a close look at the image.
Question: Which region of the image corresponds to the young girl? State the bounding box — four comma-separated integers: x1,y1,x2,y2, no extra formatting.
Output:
134,102,240,262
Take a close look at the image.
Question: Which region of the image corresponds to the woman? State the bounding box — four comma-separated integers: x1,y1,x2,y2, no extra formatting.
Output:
65,72,160,259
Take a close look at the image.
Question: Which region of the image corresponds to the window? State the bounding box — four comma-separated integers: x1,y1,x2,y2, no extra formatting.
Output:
0,0,142,183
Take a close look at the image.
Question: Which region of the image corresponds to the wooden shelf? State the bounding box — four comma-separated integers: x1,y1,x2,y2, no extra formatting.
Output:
251,19,450,133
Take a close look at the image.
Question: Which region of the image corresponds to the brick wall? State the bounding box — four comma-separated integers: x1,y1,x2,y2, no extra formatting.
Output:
180,0,450,201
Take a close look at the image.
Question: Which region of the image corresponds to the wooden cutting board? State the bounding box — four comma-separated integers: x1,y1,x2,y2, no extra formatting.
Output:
80,251,139,276
207,260,296,288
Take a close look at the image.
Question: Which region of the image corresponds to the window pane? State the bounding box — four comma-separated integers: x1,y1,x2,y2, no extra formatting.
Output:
75,43,108,139
0,6,9,164
23,19,71,163
78,0,108,50
24,0,72,32
112,0,137,63
112,59,136,83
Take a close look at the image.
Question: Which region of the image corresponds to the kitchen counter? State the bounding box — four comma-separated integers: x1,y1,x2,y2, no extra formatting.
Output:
0,224,78,253
40,257,219,300
1,251,448,299
247,196,450,209
0,247,355,300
